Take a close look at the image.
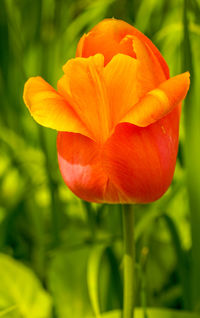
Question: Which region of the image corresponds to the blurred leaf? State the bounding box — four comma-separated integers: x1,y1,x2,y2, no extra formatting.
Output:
182,0,200,310
162,214,190,309
0,305,17,317
100,308,200,318
48,247,93,318
0,253,51,318
135,0,163,32
60,0,115,59
87,244,108,317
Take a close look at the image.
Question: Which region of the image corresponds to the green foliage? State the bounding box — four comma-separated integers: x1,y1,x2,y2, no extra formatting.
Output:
0,0,200,317
87,244,108,317
48,247,93,318
0,253,51,317
101,309,200,318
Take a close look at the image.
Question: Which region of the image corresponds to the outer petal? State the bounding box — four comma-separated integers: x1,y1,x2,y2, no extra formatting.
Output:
102,108,180,203
76,18,169,78
58,54,110,143
23,77,90,136
121,72,190,127
57,132,123,203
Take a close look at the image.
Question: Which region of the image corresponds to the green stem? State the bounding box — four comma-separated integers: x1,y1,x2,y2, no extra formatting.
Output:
122,204,135,318
82,201,96,240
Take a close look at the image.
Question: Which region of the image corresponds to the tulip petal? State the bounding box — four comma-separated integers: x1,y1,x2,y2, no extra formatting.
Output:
102,109,179,203
23,77,90,136
76,18,169,78
57,132,122,203
130,36,167,96
58,54,110,143
76,22,136,65
121,72,190,127
104,54,139,128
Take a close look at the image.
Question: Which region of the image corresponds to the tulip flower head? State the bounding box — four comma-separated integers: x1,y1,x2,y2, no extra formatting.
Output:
23,19,190,204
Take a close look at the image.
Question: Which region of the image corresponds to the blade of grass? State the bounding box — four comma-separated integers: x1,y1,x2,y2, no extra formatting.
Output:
38,127,60,247
162,213,190,309
182,0,200,310
0,305,18,317
87,244,108,318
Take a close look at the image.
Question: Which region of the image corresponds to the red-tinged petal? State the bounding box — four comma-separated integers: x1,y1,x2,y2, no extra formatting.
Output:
103,54,139,128
121,72,190,127
23,77,90,136
102,109,180,203
58,54,111,143
76,18,169,78
57,132,123,203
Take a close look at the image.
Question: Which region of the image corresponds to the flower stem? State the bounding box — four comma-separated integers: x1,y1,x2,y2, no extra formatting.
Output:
122,204,135,318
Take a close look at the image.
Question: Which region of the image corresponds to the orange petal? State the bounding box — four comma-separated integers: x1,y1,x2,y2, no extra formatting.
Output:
103,54,139,128
102,108,179,203
76,22,136,65
57,132,122,203
131,36,167,94
76,18,169,78
58,54,110,143
23,77,90,136
76,33,88,58
121,72,190,127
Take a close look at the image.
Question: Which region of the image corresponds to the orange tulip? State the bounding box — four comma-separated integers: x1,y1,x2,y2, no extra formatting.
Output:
23,19,190,204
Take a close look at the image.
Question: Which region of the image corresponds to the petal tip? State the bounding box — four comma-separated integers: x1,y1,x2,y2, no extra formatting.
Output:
184,70,191,86
174,71,191,99
23,77,36,108
23,76,47,110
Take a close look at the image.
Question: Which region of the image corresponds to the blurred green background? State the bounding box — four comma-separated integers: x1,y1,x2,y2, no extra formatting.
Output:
0,0,200,317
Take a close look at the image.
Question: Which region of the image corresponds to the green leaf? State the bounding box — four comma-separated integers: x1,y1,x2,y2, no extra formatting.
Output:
0,305,17,317
100,308,200,318
162,213,190,309
48,247,93,318
182,0,200,310
135,0,161,32
0,253,51,318
87,244,107,317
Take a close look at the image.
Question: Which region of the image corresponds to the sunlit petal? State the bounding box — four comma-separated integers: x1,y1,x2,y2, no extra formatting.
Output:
104,54,139,128
76,18,169,78
58,54,110,143
121,72,190,127
23,77,90,136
